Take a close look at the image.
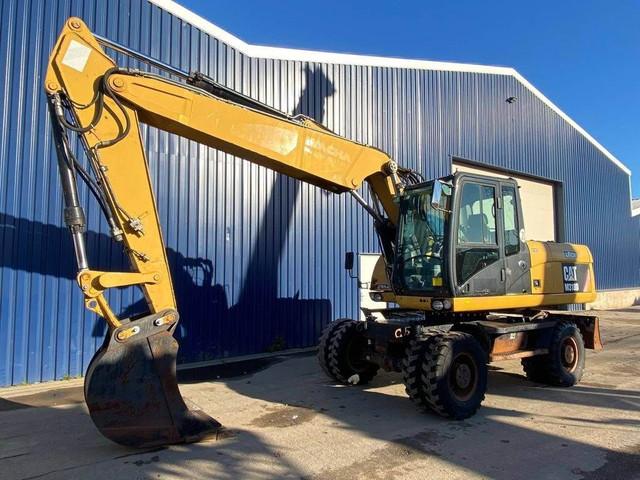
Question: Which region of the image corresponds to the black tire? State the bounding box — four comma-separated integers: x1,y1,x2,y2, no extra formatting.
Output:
318,318,351,378
421,332,488,420
317,319,378,385
403,339,432,411
521,320,585,387
521,356,549,383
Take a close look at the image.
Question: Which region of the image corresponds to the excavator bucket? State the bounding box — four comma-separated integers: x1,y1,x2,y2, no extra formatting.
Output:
84,311,221,448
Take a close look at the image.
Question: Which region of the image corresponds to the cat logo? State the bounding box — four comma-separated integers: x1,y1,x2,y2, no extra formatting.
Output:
562,264,579,293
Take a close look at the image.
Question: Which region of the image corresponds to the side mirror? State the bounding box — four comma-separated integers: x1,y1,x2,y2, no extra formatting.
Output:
431,181,443,209
344,251,355,271
431,180,452,212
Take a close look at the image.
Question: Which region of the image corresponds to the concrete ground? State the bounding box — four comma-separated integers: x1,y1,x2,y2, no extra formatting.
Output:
1,309,640,480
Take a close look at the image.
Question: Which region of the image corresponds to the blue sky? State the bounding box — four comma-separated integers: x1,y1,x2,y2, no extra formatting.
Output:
179,0,639,195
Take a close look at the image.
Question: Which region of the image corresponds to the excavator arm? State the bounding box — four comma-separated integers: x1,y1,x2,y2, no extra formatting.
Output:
44,18,409,447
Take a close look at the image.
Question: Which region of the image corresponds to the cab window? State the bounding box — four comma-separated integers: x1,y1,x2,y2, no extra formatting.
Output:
457,183,497,245
502,185,520,256
456,182,499,285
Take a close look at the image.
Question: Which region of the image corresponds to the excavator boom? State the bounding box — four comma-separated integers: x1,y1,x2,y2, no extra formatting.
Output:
45,18,404,447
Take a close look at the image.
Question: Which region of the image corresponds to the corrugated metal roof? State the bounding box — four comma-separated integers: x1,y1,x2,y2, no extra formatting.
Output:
147,0,632,178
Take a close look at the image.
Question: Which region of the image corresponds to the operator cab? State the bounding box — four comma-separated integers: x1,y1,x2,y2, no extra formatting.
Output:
391,172,531,299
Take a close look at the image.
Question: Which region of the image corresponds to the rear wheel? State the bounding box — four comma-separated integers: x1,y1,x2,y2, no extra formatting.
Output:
318,318,351,378
521,320,585,386
317,319,378,385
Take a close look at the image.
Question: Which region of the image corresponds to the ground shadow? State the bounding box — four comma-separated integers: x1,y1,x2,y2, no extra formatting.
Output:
188,351,640,479
0,403,305,479
489,370,640,413
3,350,639,479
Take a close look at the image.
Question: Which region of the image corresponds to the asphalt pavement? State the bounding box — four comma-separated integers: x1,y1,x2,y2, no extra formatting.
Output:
1,308,639,479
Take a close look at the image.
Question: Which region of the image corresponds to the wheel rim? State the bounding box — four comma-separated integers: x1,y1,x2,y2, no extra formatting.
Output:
561,336,579,373
448,352,478,402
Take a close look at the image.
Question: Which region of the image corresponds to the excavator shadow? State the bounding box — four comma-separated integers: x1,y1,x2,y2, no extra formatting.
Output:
0,65,338,367
0,212,332,366
0,397,306,479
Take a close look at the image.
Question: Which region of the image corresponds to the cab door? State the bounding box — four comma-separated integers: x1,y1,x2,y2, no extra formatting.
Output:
453,177,505,296
500,181,531,294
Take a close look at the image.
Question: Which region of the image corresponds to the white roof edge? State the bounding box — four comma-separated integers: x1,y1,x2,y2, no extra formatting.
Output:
632,191,640,217
148,0,631,176
510,72,631,175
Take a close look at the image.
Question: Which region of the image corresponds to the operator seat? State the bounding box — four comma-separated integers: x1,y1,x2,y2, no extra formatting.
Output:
466,213,488,243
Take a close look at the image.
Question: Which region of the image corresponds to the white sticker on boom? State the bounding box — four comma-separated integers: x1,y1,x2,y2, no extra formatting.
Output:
61,40,91,72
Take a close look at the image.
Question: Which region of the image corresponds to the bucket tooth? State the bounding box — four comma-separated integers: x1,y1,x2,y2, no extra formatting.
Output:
84,310,221,448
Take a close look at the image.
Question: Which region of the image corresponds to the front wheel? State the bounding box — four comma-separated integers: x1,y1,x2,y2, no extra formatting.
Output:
407,332,488,419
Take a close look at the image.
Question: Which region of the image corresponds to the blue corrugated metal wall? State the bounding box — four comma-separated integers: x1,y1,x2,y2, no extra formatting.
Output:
1,0,638,386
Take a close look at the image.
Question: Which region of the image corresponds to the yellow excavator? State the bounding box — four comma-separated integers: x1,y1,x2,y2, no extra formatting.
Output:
45,18,602,448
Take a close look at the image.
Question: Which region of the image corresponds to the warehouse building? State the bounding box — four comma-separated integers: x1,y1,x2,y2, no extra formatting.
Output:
1,0,638,386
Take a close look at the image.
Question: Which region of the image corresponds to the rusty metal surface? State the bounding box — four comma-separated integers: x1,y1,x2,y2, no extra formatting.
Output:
475,319,558,334
84,310,221,447
543,313,603,350
490,332,527,355
490,348,549,362
574,316,603,350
